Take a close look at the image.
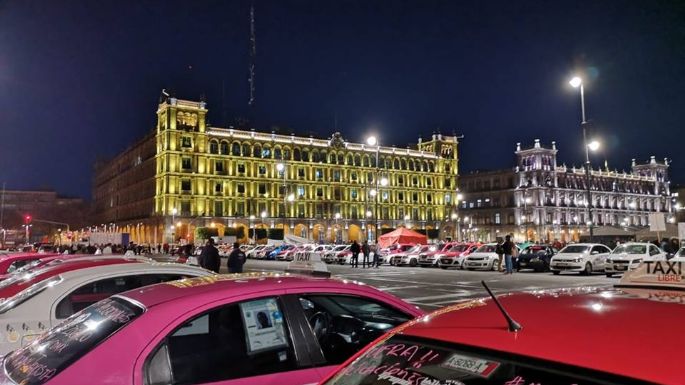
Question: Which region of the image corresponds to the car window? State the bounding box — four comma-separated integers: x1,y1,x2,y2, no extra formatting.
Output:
6,258,38,274
145,297,295,385
612,244,646,254
5,297,143,385
299,295,412,365
649,246,661,256
55,274,186,319
323,335,636,385
560,245,590,253
591,246,605,254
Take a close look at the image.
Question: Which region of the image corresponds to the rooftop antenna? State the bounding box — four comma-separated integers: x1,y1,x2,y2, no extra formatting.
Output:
481,281,522,332
248,1,256,113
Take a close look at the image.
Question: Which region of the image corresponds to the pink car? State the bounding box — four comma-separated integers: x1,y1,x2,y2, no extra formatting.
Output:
1,273,423,385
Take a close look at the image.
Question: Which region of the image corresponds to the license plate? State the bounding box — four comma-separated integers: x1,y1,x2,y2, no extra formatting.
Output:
442,353,500,378
615,265,627,271
556,262,568,266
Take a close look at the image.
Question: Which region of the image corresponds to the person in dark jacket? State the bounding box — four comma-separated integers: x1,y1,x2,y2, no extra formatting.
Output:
361,241,371,268
502,235,515,275
350,240,361,268
227,242,247,273
199,238,220,273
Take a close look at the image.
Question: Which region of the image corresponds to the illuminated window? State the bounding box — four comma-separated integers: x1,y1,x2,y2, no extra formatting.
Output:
181,158,192,170
237,184,245,194
215,161,224,172
237,164,245,174
258,165,266,175
258,184,267,195
298,168,305,178
351,189,358,199
181,180,191,192
297,186,305,198
215,183,222,193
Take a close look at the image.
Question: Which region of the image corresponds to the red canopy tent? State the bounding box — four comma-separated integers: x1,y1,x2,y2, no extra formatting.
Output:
377,228,428,249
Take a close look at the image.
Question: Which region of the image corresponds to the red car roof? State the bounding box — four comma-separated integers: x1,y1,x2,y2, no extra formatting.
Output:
395,287,683,384
0,253,59,272
0,257,143,299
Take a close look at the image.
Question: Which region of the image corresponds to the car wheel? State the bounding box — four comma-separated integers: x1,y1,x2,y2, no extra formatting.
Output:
582,262,592,276
552,271,560,275
409,258,418,267
606,273,614,278
492,262,498,271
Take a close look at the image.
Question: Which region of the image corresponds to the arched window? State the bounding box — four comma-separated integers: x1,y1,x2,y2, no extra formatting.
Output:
220,141,228,154
337,153,344,164
428,162,435,172
293,148,301,161
408,160,415,171
346,154,353,165
261,145,271,158
274,147,282,159
302,150,310,161
320,151,328,163
370,156,376,168
241,143,250,156
393,158,400,169
209,141,219,154
283,147,291,160
354,155,361,167
362,156,369,167
329,152,337,164
253,144,261,158
400,159,407,170
312,150,320,162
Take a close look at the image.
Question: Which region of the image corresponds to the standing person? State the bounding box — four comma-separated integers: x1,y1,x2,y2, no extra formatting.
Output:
502,235,515,275
495,238,505,272
361,241,370,268
350,240,361,268
228,242,247,273
199,238,220,273
372,242,380,268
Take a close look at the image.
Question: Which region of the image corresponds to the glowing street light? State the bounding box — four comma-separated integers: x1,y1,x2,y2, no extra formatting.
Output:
587,140,600,152
366,136,377,146
569,76,582,89
380,177,388,187
276,163,285,172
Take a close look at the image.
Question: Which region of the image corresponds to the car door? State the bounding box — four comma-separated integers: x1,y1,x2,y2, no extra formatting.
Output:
141,295,321,385
50,273,190,326
648,245,663,261
592,246,611,270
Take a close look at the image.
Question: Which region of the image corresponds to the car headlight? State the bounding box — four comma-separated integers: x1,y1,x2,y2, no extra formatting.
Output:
632,259,642,264
605,259,612,263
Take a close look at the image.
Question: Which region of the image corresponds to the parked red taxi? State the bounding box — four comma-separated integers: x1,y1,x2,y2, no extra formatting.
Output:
436,242,481,269
319,261,685,385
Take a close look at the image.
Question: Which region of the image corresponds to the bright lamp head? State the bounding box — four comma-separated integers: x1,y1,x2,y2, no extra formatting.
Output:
569,76,582,88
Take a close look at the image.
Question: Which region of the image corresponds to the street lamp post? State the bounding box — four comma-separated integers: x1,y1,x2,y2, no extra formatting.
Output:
570,76,599,242
455,193,463,241
249,215,256,244
171,207,177,244
334,212,341,243
366,136,381,244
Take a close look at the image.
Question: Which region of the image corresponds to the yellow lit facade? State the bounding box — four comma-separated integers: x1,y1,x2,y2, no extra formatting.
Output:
94,97,460,245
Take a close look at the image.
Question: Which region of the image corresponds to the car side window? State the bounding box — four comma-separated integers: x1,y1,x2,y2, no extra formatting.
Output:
299,294,412,365
649,246,660,256
591,246,604,254
55,274,186,319
6,259,37,274
145,297,295,385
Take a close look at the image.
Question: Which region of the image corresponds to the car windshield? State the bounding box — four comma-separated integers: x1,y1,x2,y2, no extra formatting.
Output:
4,297,143,385
449,245,467,252
560,245,590,254
475,245,497,253
324,335,632,385
408,246,422,253
612,245,646,255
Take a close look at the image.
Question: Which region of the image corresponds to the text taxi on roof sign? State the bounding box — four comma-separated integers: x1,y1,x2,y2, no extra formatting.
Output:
319,262,685,385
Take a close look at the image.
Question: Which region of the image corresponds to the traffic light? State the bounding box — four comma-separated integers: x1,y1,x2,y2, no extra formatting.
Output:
24,215,32,225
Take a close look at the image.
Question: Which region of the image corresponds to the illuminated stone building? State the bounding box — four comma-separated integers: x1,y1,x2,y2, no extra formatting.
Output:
94,97,460,244
459,140,674,243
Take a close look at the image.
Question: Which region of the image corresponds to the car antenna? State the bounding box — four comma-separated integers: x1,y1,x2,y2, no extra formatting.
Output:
481,281,522,332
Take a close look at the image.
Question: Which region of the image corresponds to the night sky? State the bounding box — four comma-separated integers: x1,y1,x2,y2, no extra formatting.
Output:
1,0,684,199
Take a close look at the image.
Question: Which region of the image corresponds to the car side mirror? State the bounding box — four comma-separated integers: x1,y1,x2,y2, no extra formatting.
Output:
146,343,173,385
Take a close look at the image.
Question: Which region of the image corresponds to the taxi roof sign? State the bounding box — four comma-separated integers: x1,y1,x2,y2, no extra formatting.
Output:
617,261,685,291
285,251,331,277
